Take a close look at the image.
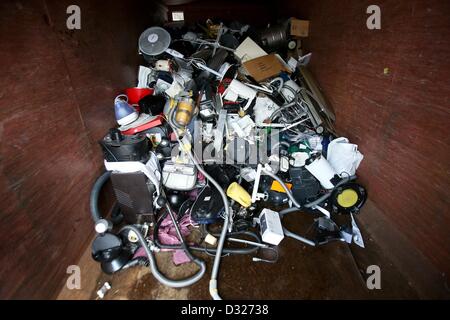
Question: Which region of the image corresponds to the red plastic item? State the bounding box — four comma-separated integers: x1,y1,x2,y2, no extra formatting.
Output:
125,88,154,105
121,115,164,135
217,78,232,95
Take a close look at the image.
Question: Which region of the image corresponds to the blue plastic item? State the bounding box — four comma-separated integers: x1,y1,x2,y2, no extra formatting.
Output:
114,95,138,126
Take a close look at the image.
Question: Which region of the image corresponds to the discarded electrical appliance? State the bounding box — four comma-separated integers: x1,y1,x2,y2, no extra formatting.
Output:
89,18,367,300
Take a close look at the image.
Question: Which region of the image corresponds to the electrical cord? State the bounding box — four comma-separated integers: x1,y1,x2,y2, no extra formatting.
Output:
121,256,149,270
172,38,235,52
252,246,279,263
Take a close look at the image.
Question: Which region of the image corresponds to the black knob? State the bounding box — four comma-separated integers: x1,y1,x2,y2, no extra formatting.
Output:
156,196,167,208
159,137,170,147
109,128,123,141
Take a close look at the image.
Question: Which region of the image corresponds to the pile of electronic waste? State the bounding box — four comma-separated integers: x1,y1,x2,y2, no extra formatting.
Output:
90,19,367,299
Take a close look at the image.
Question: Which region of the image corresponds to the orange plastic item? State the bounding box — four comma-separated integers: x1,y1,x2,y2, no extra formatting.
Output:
271,180,292,193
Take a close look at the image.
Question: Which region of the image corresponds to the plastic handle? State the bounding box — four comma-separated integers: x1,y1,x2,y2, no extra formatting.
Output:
165,48,184,58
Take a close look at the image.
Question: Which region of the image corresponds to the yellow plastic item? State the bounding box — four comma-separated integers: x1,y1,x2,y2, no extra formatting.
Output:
175,98,194,126
270,180,292,193
169,98,176,109
226,182,252,208
337,189,359,208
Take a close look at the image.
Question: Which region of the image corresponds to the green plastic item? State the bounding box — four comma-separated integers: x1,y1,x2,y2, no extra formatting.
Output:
288,145,300,154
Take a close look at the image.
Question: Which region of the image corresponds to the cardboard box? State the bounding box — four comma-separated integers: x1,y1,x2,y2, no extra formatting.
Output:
243,54,290,82
290,19,310,37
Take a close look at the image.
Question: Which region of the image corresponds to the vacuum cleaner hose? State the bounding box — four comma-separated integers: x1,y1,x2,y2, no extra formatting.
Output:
90,171,112,223
120,225,206,288
170,126,231,300
187,150,229,300
283,227,316,246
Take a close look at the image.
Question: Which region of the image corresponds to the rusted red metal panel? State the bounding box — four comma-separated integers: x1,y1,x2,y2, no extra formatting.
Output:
0,0,156,299
281,0,450,276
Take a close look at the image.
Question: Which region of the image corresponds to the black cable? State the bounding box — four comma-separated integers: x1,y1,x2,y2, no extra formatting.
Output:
252,246,279,264
121,256,149,270
100,141,119,162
